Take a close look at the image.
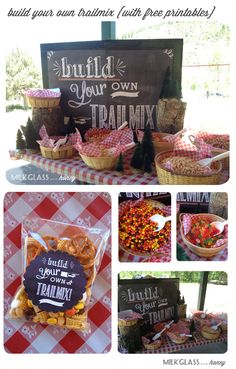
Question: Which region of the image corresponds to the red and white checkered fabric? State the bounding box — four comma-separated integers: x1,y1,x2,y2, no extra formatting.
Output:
172,135,212,160
25,89,61,98
4,192,111,353
197,131,229,142
139,331,227,354
74,128,134,157
21,151,229,185
177,226,228,261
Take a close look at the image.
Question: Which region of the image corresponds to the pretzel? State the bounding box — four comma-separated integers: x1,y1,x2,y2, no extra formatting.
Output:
26,237,45,264
42,235,59,250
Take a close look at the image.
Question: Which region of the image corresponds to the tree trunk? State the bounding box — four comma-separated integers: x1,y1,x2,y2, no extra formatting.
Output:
32,106,63,136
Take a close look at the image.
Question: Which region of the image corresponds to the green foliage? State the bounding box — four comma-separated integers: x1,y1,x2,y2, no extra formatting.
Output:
130,142,143,169
16,129,26,150
160,67,182,99
142,125,155,163
21,117,39,150
119,271,227,285
121,21,230,95
66,116,76,134
6,48,41,102
6,104,31,112
143,153,152,173
115,153,124,172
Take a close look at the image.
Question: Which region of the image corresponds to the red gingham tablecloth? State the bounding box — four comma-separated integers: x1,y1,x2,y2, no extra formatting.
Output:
21,151,158,185
119,200,171,262
4,192,111,353
177,226,228,261
139,331,227,354
20,151,229,185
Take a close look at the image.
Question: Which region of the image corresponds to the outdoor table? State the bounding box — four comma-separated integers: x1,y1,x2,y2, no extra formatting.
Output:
4,192,111,353
138,331,227,354
119,248,171,262
21,152,158,185
20,152,229,185
177,226,228,261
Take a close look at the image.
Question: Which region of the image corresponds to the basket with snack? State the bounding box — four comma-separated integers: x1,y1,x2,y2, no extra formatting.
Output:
155,150,222,185
119,199,171,258
197,131,230,170
7,217,109,332
166,320,191,344
179,213,228,258
75,125,135,171
37,125,78,159
154,132,224,184
25,88,61,108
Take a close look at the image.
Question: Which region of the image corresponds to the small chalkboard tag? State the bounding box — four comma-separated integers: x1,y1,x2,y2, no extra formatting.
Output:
23,250,86,312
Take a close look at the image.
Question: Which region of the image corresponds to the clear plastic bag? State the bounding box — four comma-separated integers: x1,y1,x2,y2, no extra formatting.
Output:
8,217,110,332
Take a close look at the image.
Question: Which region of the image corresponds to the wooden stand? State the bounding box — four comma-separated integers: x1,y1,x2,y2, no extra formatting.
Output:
157,98,187,133
32,106,63,136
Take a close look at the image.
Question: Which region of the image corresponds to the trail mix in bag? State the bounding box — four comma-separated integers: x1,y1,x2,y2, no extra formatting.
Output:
8,217,109,332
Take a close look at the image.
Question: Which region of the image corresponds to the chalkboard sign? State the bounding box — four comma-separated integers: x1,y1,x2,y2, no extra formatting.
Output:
177,192,210,214
41,39,183,131
119,192,171,205
118,278,179,332
177,192,210,204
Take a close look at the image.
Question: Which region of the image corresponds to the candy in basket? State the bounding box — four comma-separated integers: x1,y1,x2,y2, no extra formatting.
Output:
7,217,110,332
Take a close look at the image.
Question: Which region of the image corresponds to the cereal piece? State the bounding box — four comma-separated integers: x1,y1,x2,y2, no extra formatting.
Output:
37,311,49,323
16,307,24,318
162,156,216,176
65,316,87,329
27,299,33,308
42,235,59,250
57,316,65,326
26,237,45,264
33,315,40,323
75,302,84,310
32,304,41,313
24,308,36,320
70,312,87,322
47,317,58,325
59,312,64,317
9,308,18,319
65,308,77,317
49,312,59,318
19,293,29,310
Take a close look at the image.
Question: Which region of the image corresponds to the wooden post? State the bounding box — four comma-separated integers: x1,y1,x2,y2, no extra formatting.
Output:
197,271,209,311
32,106,64,136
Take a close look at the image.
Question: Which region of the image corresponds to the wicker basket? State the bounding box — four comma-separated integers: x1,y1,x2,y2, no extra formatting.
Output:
201,326,221,340
80,154,118,170
27,96,61,108
40,145,75,159
119,199,167,258
152,133,174,154
142,336,163,350
155,151,222,185
179,213,227,258
212,148,229,170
